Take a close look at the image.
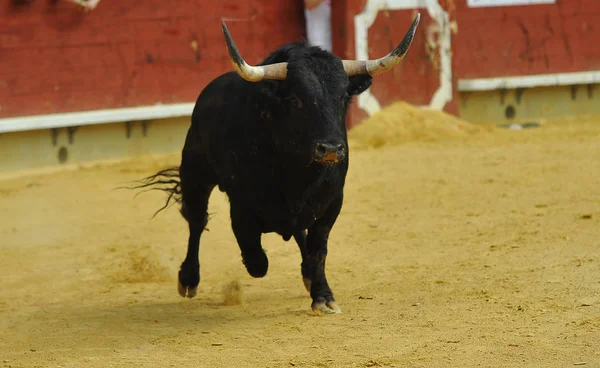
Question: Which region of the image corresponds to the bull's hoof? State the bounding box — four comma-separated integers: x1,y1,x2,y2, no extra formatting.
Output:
303,277,311,292
178,263,199,298
242,250,268,278
177,280,197,298
311,300,342,316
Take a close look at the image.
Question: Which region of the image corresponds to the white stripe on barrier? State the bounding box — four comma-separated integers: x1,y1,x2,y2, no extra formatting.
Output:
0,102,195,134
466,0,555,8
458,71,600,92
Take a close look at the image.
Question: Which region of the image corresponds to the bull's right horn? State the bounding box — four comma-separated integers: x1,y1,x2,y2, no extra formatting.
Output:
221,21,288,82
342,13,420,76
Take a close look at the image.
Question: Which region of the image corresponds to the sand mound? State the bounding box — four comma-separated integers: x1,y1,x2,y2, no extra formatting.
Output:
348,101,482,149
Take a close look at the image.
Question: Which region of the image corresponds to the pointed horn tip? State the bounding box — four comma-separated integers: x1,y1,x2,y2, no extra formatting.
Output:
412,13,421,29
403,12,421,44
343,13,421,76
221,21,238,56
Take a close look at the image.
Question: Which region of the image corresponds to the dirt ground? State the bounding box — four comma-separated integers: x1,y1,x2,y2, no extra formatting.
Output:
1,107,599,367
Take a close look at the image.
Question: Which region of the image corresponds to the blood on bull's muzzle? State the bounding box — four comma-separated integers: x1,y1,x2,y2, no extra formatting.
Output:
313,141,346,165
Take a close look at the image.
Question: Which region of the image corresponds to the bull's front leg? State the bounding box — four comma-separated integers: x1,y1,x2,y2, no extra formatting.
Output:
293,230,312,292
230,202,269,278
306,195,343,316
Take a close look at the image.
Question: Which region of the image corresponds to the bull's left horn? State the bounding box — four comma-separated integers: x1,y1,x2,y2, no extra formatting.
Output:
221,21,288,82
342,13,420,76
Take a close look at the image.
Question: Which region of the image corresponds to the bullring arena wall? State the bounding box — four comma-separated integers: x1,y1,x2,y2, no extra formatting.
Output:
1,0,599,176
333,0,600,127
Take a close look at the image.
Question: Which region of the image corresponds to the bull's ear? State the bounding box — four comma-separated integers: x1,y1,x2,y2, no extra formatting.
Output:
347,74,372,96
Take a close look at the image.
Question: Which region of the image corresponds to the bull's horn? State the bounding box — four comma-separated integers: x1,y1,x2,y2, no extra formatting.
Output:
221,21,288,82
342,13,420,76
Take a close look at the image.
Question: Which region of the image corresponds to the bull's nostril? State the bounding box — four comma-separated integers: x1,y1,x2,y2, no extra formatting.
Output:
315,144,327,157
314,142,345,162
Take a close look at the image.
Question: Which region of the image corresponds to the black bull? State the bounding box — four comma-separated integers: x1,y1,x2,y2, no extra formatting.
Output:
133,14,420,315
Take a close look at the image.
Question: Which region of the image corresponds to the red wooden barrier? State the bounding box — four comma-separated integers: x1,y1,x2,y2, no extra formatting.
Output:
332,0,599,127
0,1,305,119
2,0,598,128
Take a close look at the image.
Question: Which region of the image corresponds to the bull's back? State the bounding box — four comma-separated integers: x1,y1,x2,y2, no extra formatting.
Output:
183,72,273,193
190,72,251,132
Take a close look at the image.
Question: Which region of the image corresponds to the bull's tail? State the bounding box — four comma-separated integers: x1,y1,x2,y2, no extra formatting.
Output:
124,167,183,218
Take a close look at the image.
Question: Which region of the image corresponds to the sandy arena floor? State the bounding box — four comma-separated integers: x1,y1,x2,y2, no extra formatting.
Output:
1,107,599,367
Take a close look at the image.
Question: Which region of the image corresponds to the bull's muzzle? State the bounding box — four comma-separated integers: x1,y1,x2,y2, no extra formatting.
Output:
313,142,346,165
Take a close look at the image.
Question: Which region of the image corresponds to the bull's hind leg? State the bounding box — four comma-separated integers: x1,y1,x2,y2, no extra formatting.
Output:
305,195,343,315
177,154,216,298
177,185,213,298
293,230,312,292
178,184,214,298
230,203,268,278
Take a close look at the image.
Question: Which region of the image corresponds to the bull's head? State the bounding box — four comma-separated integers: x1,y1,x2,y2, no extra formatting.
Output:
221,14,420,166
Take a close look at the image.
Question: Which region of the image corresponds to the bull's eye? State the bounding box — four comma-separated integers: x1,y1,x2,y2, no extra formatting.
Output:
260,110,270,120
340,93,350,120
342,92,350,105
285,95,303,109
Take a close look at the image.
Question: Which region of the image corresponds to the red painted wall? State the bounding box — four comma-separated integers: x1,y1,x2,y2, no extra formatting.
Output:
0,0,305,119
3,0,598,125
453,0,600,78
332,0,598,127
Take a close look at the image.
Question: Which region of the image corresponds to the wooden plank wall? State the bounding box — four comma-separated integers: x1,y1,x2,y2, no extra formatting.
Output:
0,0,305,119
332,0,599,127
454,0,600,78
3,0,598,126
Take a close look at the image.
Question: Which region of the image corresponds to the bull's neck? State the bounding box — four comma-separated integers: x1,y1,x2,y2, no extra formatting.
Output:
279,162,329,214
